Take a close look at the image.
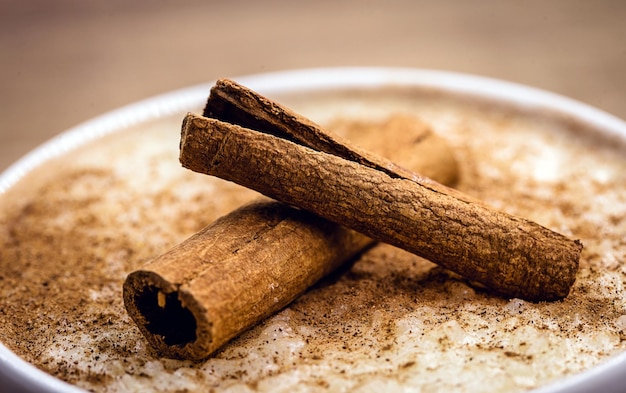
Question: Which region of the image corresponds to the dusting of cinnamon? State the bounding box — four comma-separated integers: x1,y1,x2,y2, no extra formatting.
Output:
0,90,625,392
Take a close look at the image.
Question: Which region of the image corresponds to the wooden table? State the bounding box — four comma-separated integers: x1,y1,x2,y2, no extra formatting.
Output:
1,0,625,171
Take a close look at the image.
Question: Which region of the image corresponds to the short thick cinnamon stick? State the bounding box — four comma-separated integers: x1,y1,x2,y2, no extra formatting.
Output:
123,200,372,360
180,113,582,302
124,114,456,360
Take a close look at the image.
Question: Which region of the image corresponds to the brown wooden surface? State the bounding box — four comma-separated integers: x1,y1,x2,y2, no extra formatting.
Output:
1,0,625,171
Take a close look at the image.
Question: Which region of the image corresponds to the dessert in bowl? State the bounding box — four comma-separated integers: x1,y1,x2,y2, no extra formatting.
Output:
1,68,625,393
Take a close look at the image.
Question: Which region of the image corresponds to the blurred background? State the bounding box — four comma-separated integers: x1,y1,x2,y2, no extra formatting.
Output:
1,0,625,171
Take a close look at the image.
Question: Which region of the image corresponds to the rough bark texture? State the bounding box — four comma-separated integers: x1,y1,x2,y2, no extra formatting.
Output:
125,111,458,360
180,113,582,302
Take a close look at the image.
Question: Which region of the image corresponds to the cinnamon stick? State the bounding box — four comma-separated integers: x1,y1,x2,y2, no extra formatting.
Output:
179,84,581,303
202,79,459,186
124,114,456,360
123,200,372,360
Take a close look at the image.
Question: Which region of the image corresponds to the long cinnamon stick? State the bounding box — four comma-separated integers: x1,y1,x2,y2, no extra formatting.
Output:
180,104,581,302
124,114,456,360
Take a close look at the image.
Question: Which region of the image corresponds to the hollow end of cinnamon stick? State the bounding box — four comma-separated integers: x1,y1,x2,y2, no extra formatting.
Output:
123,271,211,360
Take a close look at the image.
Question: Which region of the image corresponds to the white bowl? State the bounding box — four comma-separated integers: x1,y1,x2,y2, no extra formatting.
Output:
1,67,625,393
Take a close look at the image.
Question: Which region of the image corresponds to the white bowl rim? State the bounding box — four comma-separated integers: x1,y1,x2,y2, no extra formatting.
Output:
1,66,625,393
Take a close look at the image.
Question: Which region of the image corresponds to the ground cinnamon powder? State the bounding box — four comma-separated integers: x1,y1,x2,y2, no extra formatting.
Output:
1,90,625,392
